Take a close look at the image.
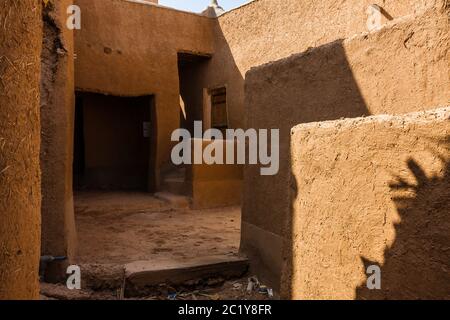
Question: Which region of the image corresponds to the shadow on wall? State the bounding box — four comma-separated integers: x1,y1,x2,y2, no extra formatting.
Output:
245,40,372,290
174,17,245,132
356,136,450,300
202,18,245,130
178,53,211,135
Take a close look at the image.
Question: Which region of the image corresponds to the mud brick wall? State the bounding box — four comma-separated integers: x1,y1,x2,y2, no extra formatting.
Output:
40,0,78,281
242,7,449,290
284,107,450,300
0,0,42,300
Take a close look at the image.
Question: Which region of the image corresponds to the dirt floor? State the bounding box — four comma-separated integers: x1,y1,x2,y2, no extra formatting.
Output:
75,192,241,265
40,194,274,300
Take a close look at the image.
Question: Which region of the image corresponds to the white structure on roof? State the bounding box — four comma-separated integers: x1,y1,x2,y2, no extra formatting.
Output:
202,0,225,17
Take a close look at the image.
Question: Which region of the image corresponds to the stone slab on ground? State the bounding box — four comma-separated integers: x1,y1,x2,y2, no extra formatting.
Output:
124,255,249,297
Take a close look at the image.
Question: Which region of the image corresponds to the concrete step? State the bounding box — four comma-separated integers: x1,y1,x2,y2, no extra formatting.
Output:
124,255,249,297
154,191,191,209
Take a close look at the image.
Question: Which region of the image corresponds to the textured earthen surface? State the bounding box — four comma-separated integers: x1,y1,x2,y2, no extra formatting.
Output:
206,0,446,129
187,140,243,209
242,7,449,289
283,107,449,300
0,0,42,300
75,192,240,266
40,0,77,282
73,0,445,188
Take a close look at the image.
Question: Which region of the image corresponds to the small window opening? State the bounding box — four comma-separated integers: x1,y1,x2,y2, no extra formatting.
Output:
210,87,228,134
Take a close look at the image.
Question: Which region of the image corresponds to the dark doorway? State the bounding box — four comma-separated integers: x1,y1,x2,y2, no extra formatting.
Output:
178,51,211,135
73,92,156,191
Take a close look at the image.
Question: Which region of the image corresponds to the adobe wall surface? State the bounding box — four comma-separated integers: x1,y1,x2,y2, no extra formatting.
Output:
203,0,446,129
242,8,449,289
0,0,42,299
74,1,447,186
187,140,243,209
74,0,215,186
283,107,450,300
40,0,78,281
71,0,448,291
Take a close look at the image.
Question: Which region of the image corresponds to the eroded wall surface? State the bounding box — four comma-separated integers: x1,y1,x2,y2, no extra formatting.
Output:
242,6,449,289
284,107,450,300
40,0,78,281
0,0,42,299
74,0,215,186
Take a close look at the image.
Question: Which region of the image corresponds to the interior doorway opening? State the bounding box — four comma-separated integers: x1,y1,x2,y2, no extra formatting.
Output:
177,51,211,135
73,92,156,192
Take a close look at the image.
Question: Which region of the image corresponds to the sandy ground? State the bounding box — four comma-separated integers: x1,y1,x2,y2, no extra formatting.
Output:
75,192,241,265
41,194,268,300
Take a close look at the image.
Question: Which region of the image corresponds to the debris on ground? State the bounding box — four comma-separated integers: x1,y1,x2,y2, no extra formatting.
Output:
40,276,277,300
246,276,274,298
247,276,260,293
168,293,177,300
232,282,243,290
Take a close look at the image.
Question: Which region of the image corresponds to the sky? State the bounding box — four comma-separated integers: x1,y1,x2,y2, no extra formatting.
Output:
159,0,250,13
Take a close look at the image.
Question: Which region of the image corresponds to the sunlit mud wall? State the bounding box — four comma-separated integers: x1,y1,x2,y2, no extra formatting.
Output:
0,0,42,299
284,108,450,300
242,4,449,289
40,0,77,281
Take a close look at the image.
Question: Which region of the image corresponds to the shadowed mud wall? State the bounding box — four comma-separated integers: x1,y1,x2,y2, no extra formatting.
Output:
284,107,449,300
0,0,42,299
203,0,446,129
40,0,77,282
187,139,243,209
242,8,449,289
74,0,215,187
